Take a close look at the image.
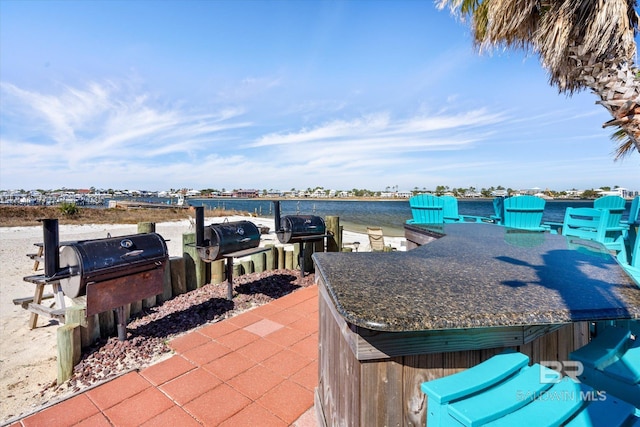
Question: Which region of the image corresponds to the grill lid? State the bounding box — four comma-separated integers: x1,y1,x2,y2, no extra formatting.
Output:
59,232,168,298
277,215,326,244
197,220,261,262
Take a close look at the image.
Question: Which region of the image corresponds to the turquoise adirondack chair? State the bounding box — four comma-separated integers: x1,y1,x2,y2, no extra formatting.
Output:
421,350,640,427
562,207,627,263
499,195,547,231
441,195,461,223
441,195,490,223
407,194,444,224
624,195,640,226
594,195,627,243
621,228,640,281
570,327,640,408
490,196,505,223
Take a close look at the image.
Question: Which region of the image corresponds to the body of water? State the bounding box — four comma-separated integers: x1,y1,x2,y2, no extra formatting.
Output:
125,198,631,237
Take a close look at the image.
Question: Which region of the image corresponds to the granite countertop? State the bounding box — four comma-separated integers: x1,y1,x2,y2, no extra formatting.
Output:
312,223,640,332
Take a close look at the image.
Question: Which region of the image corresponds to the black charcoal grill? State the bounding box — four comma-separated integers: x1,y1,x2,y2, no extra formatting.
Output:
40,219,168,340
273,201,326,244
273,201,328,277
194,207,261,262
192,207,268,300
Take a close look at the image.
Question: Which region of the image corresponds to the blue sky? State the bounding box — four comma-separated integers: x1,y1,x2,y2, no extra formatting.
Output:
1,0,638,193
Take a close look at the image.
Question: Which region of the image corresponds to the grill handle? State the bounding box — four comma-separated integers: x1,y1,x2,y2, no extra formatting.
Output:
121,250,144,258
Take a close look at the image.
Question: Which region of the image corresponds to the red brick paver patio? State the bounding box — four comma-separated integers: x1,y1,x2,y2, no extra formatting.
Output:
10,285,319,427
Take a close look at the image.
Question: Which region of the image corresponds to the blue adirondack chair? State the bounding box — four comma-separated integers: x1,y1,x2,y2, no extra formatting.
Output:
594,195,628,243
498,195,547,231
562,207,627,263
623,195,640,226
621,229,640,282
421,350,640,427
441,195,461,223
407,194,444,224
490,196,505,224
570,327,640,408
441,195,491,223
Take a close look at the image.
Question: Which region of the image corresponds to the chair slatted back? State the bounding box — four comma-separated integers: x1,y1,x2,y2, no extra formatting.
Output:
627,196,639,225
502,195,546,230
408,194,444,224
441,195,460,223
561,207,609,243
594,196,627,242
492,197,505,224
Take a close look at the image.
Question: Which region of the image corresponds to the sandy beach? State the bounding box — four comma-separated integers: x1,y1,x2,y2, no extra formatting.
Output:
0,215,404,423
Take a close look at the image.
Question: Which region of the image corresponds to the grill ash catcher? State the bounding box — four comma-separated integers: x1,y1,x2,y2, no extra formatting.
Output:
192,206,270,300
23,219,168,341
273,200,330,277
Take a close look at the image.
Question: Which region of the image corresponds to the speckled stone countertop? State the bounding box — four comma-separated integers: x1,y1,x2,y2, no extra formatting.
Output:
312,223,640,332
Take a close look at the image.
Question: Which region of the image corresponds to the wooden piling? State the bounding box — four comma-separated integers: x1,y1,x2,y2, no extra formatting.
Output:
57,323,81,385
240,257,254,275
65,305,100,349
277,245,285,269
130,300,142,316
211,260,225,284
98,310,115,338
303,241,315,273
264,245,275,270
252,252,265,273
137,222,157,308
158,262,172,303
183,232,208,290
325,216,340,252
170,256,187,296
285,247,294,270
293,244,300,269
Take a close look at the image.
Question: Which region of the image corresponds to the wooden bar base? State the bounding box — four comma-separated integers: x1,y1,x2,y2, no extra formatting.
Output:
316,280,590,427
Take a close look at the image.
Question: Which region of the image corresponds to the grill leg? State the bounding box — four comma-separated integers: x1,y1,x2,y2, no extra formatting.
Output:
115,306,127,341
298,242,305,278
226,257,234,301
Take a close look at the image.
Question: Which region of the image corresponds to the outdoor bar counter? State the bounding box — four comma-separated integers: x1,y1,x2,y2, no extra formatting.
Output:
312,222,640,427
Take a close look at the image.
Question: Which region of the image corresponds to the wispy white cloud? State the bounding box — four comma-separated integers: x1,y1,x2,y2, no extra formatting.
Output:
0,80,252,181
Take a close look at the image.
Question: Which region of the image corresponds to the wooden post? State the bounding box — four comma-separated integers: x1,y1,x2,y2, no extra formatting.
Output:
211,260,225,284
293,244,300,269
98,310,115,338
240,257,254,275
303,241,315,273
326,216,340,252
138,222,157,308
130,300,142,316
57,323,81,385
264,245,275,270
183,232,209,290
285,247,294,270
169,256,187,296
252,252,265,273
137,222,155,234
158,262,172,303
65,305,100,349
276,245,285,269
